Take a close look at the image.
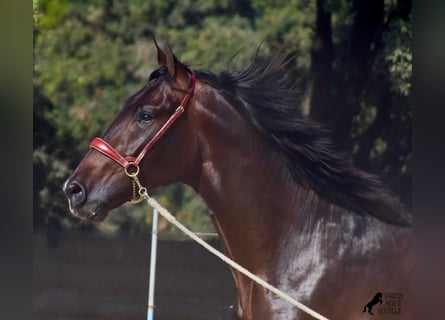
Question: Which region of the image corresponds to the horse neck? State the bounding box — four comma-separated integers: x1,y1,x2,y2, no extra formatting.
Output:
186,86,414,318
190,88,315,274
189,85,403,260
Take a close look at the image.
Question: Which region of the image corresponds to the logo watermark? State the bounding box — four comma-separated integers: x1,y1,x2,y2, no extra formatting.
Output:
363,292,403,316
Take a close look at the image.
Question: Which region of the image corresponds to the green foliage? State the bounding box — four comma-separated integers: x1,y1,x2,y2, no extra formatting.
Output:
34,0,69,29
35,4,138,153
253,0,315,69
383,17,412,97
166,15,261,72
34,0,411,234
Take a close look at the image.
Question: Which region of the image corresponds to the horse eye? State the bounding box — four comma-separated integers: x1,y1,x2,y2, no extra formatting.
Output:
139,111,153,123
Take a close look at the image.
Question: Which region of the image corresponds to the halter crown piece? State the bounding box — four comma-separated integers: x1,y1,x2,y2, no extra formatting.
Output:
90,71,197,203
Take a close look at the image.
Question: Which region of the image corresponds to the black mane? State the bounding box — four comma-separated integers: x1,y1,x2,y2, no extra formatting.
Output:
196,55,411,227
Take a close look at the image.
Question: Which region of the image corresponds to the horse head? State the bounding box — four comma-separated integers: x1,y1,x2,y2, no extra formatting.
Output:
63,43,201,222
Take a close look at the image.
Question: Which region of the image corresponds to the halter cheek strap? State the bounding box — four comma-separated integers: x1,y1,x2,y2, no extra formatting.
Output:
89,71,197,202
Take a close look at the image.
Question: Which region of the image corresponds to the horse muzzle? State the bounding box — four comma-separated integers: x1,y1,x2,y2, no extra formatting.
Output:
64,180,86,208
63,179,109,222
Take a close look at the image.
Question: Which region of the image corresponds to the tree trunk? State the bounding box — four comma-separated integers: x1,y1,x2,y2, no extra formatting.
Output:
307,0,333,121
330,0,384,151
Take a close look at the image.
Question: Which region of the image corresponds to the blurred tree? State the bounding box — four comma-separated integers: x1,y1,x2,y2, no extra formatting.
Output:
305,0,412,205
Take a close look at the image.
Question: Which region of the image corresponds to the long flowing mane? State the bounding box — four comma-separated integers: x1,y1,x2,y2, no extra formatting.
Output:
195,55,411,227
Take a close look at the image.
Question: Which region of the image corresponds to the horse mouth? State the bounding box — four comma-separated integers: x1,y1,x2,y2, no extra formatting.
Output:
68,200,109,223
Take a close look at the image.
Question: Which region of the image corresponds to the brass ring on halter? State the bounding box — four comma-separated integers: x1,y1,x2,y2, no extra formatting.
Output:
139,187,147,196
125,164,140,177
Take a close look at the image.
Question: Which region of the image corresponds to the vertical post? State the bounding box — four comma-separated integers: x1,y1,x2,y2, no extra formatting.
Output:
147,209,159,320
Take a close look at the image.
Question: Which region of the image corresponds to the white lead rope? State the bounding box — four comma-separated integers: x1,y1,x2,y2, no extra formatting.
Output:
143,193,330,320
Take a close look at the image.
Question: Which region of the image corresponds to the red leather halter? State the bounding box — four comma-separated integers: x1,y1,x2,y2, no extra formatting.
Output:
89,71,197,201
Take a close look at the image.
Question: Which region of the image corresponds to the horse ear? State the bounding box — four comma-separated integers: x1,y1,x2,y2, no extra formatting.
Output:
166,45,176,78
165,45,190,89
153,37,167,66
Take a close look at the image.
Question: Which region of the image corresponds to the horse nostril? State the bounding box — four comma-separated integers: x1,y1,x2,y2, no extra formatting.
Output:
64,181,86,207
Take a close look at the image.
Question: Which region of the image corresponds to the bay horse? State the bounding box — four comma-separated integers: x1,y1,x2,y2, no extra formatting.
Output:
63,42,412,320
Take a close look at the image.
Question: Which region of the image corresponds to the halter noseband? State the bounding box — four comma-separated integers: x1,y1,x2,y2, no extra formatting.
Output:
90,71,197,203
